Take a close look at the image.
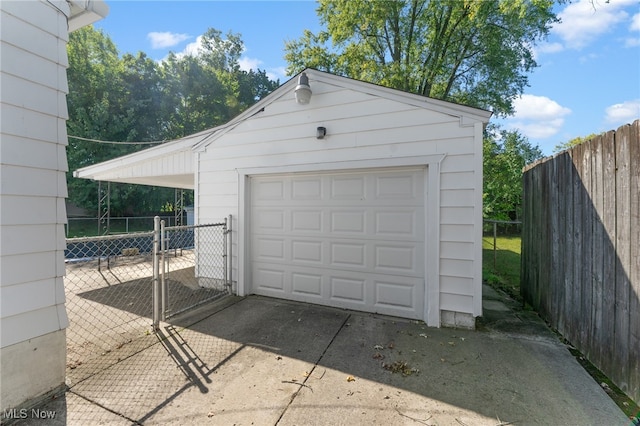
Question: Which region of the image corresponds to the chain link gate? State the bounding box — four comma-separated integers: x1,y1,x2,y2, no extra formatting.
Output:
153,217,231,327
64,216,231,384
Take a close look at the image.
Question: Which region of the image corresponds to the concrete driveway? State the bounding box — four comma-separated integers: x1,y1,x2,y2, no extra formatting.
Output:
10,286,628,425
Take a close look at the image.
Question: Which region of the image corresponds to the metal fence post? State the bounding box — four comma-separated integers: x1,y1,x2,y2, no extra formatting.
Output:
152,216,161,330
228,214,232,293
161,219,167,321
223,217,228,293
493,221,497,269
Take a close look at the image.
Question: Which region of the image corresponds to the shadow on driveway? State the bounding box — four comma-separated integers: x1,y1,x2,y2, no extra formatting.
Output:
11,289,628,425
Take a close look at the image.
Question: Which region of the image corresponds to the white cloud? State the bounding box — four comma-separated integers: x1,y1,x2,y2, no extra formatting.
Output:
553,0,631,49
180,35,205,57
237,58,286,82
604,99,640,125
238,56,263,72
535,42,564,56
631,12,640,31
507,94,572,139
147,32,191,49
513,94,572,121
624,37,640,47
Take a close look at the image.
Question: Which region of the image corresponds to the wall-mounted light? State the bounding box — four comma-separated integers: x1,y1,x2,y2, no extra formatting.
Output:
294,72,312,104
316,126,326,139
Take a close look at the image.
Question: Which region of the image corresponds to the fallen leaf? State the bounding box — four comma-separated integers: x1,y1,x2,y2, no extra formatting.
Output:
388,342,395,349
207,411,215,418
347,375,356,382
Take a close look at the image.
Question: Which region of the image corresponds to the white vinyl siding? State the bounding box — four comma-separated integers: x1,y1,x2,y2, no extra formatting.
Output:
0,0,71,348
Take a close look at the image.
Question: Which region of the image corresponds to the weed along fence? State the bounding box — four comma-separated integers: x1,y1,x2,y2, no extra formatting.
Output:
64,216,231,384
521,120,639,404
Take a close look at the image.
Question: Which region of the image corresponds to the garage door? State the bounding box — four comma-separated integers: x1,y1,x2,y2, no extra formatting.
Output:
250,167,425,319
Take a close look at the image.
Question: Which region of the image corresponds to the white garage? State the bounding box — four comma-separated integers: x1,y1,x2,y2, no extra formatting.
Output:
76,68,492,328
250,168,425,319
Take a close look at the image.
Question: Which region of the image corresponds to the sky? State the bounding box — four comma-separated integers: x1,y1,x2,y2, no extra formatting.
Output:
94,0,640,155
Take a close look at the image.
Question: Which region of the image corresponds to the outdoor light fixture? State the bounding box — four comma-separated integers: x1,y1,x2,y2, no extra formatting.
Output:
316,126,326,139
294,72,312,104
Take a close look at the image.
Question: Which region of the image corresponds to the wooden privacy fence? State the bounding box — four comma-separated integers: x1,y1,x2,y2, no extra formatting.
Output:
521,120,639,404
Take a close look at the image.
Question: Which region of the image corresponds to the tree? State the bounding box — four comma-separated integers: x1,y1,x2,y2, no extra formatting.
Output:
553,133,599,153
483,126,543,221
285,0,557,116
65,26,279,218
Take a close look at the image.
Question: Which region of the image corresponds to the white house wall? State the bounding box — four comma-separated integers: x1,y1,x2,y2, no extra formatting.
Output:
0,0,107,412
196,76,484,327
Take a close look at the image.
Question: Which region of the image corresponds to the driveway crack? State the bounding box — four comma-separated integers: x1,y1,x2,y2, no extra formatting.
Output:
275,313,352,424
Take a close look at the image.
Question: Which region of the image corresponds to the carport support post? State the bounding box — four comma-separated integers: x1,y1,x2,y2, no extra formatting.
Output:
152,216,161,330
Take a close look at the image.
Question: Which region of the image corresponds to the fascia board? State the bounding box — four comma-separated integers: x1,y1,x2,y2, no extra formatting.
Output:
73,132,209,179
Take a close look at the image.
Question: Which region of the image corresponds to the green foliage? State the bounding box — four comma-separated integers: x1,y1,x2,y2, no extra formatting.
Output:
285,0,557,116
483,126,543,221
553,133,599,153
482,236,522,300
66,26,279,216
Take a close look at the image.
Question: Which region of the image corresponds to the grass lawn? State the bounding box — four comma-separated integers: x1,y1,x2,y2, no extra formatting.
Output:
482,235,522,301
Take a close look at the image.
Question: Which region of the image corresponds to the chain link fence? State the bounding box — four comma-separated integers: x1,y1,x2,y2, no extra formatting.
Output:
64,218,229,385
159,221,229,321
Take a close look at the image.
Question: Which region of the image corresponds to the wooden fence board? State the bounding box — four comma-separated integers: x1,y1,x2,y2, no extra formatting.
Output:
615,123,631,395
628,120,640,401
521,120,639,404
601,129,617,378
590,134,605,370
572,142,585,349
582,142,594,354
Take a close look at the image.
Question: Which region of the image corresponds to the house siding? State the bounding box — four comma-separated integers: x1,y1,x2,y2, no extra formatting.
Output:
0,0,102,412
197,75,485,325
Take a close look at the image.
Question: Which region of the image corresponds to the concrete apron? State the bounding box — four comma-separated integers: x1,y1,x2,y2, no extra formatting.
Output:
13,289,628,425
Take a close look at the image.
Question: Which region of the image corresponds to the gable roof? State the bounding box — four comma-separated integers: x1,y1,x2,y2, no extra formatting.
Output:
74,68,492,188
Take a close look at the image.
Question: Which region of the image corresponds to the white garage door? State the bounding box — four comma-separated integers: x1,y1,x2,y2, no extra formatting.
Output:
250,167,425,319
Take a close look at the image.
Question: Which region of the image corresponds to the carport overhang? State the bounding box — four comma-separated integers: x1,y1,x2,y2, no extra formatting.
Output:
73,128,220,190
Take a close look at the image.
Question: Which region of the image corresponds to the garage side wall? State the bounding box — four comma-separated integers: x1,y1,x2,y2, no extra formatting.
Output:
197,79,482,327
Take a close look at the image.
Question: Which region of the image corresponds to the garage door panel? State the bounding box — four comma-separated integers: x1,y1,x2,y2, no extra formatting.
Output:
291,210,323,232
330,210,366,234
254,179,285,201
254,268,286,291
330,175,366,200
329,276,366,304
330,242,366,267
291,272,323,297
375,174,419,200
253,236,424,277
253,208,285,231
291,239,323,264
292,177,322,200
374,278,422,315
375,245,417,272
250,167,426,319
375,210,421,238
254,237,285,261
